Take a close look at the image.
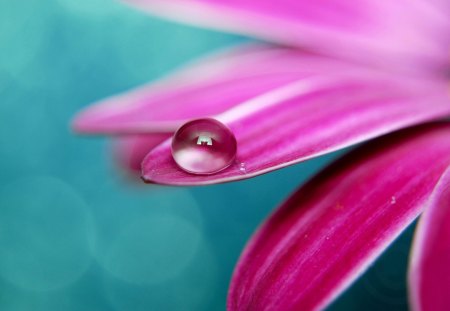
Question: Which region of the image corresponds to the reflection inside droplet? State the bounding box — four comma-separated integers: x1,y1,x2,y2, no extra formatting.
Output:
171,118,237,175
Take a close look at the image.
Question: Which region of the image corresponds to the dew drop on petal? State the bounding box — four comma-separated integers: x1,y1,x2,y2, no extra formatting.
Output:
239,162,247,174
171,118,237,175
391,196,397,204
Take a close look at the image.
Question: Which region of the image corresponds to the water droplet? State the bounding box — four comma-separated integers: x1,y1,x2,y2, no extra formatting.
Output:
239,162,247,174
171,118,237,175
391,196,396,204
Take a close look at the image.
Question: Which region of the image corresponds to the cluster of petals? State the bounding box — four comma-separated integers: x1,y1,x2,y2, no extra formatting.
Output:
73,0,450,310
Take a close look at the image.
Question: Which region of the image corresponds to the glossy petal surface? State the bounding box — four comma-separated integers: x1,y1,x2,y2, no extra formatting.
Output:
123,0,449,74
142,77,450,185
409,169,450,311
228,123,450,311
73,44,351,134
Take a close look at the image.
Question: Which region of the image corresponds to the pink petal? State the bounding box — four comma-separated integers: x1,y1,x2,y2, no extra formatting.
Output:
142,76,450,185
73,44,350,135
228,123,450,311
113,134,171,172
122,0,449,74
409,169,450,311
426,0,450,14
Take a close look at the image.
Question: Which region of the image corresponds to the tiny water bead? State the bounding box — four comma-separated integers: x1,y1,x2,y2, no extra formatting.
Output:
239,162,247,174
171,118,237,175
390,196,397,204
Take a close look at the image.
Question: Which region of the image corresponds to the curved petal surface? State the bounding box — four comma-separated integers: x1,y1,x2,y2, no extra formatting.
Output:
122,0,450,75
114,134,172,172
73,44,352,134
228,123,450,311
409,169,450,311
141,77,450,185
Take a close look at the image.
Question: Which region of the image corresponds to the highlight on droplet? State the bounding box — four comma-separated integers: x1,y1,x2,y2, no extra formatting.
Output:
171,118,237,175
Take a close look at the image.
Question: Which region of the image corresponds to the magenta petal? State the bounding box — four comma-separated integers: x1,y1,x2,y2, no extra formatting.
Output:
141,76,450,185
73,44,346,135
113,134,172,172
228,123,450,311
409,169,450,311
122,0,449,74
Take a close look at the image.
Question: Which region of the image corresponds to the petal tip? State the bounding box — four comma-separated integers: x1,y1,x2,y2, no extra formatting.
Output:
70,111,106,135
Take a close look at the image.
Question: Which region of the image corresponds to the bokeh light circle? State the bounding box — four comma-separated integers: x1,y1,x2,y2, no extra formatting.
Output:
104,244,219,311
0,176,93,291
104,214,202,285
87,181,205,285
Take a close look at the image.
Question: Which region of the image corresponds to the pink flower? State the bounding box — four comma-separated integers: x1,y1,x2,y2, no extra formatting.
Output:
73,1,450,310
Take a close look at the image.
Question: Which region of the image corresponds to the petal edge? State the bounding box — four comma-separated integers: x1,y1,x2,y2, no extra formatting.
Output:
228,122,450,311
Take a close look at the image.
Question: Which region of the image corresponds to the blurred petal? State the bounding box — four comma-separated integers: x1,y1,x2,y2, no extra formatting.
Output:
122,0,450,74
409,169,450,311
73,44,351,134
228,123,450,311
141,76,450,185
114,134,171,172
425,0,450,14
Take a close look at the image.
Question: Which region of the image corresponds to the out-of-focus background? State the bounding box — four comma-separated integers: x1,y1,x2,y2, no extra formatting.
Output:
0,0,415,310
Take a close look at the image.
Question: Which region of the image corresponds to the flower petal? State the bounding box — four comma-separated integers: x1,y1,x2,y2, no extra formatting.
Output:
114,134,171,172
73,44,348,135
142,76,450,185
409,169,450,311
122,0,449,74
228,123,450,311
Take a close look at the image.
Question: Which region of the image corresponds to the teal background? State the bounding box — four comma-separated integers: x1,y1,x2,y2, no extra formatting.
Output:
0,0,414,310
